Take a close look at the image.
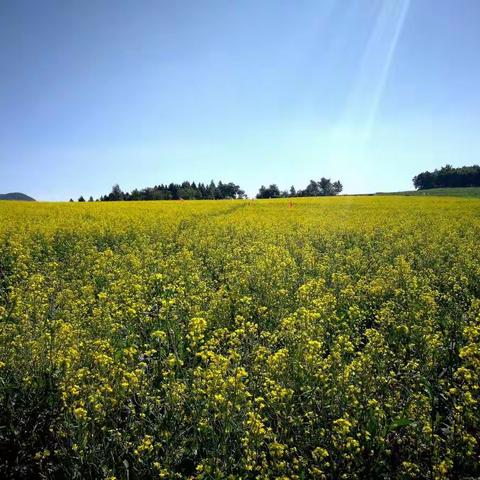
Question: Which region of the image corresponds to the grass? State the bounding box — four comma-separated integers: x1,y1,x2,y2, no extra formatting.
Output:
375,186,480,197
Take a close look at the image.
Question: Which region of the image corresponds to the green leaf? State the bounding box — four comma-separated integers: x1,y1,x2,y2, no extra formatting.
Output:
389,418,416,431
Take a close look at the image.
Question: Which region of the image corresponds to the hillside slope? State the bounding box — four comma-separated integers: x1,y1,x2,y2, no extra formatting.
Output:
376,187,480,198
0,192,36,201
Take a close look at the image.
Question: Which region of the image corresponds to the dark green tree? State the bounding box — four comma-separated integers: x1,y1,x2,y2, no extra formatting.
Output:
413,164,480,189
256,184,281,199
98,180,246,201
319,178,334,195
333,181,343,195
107,184,124,201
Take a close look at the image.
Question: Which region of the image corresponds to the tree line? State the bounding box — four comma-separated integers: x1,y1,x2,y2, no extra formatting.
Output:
84,181,246,202
413,164,480,190
72,177,343,202
256,178,343,198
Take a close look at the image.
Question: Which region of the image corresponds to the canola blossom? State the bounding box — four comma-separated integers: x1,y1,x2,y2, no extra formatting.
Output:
0,196,479,479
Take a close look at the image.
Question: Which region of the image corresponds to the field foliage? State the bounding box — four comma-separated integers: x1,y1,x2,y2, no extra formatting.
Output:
1,197,479,479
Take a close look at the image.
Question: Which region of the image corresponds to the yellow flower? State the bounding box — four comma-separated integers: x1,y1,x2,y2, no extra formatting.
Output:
73,407,88,421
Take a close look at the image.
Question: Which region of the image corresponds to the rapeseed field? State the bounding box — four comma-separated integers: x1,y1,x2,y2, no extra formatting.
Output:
0,197,479,479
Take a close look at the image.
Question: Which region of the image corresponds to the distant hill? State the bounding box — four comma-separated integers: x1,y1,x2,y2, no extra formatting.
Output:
375,187,480,198
0,192,36,201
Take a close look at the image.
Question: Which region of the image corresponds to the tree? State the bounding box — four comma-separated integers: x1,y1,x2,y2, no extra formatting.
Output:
168,183,180,200
69,198,74,202
413,164,480,190
333,181,343,195
259,178,343,198
78,196,85,202
303,180,318,197
257,185,267,199
97,180,247,202
108,184,124,201
216,181,225,199
318,178,334,196
88,196,94,202
237,188,246,199
256,184,281,199
206,180,217,200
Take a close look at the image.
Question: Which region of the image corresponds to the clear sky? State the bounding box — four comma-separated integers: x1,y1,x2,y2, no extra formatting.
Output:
1,0,480,200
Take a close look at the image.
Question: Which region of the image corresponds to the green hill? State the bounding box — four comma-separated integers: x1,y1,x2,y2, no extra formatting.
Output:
0,192,36,201
376,187,480,198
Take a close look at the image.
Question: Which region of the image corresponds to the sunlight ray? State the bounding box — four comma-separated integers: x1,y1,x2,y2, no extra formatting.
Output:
353,0,412,140
331,0,411,143
325,0,411,191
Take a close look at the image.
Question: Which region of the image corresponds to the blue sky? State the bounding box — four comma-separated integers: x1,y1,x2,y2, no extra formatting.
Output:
1,0,480,200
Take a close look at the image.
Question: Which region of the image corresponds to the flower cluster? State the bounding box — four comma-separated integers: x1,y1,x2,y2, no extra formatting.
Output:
0,196,479,478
